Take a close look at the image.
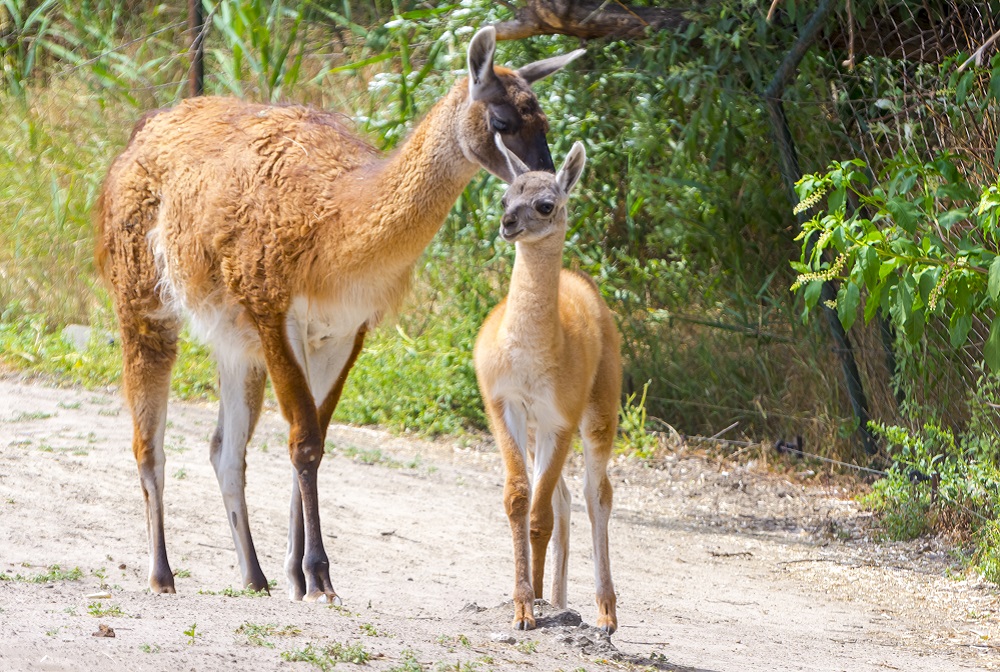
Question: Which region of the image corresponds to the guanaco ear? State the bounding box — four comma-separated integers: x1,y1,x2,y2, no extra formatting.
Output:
468,26,500,101
494,132,530,181
516,49,586,85
556,142,586,195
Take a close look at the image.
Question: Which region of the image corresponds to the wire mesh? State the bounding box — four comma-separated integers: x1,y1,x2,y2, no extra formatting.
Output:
803,1,1000,448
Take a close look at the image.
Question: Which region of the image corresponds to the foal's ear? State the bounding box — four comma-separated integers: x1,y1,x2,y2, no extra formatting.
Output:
556,142,586,195
468,26,500,101
494,132,530,182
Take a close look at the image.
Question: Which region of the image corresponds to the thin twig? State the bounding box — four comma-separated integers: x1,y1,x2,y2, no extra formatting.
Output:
766,0,781,23
708,421,739,441
957,27,1000,73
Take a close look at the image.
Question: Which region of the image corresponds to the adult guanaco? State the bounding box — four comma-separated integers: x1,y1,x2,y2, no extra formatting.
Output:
473,139,621,634
95,26,583,603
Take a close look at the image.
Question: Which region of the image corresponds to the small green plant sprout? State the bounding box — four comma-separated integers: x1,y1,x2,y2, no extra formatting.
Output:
281,641,371,668
139,643,161,653
184,623,199,645
173,568,191,578
87,602,125,618
617,381,659,458
235,622,301,648
386,649,423,672
514,639,538,654
46,627,61,637
359,622,386,637
173,468,187,479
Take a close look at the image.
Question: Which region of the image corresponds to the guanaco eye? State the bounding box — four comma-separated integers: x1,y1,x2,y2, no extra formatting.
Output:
536,201,554,215
491,117,509,133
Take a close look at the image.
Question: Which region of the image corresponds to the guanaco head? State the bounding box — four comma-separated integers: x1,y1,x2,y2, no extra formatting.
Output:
495,136,586,244
459,26,584,182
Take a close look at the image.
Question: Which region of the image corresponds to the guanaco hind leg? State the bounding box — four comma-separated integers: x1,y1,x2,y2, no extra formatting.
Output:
581,408,618,635
121,320,179,594
210,356,269,592
529,428,573,606
549,476,572,608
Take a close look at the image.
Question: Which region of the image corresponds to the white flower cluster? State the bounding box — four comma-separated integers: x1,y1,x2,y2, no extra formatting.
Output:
793,184,830,215
791,252,848,291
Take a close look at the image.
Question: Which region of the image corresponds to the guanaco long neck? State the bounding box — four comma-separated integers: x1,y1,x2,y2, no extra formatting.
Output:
500,235,564,348
328,82,481,273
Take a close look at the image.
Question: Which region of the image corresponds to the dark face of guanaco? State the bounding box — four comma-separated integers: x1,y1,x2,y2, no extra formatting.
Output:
496,139,587,244
459,27,585,183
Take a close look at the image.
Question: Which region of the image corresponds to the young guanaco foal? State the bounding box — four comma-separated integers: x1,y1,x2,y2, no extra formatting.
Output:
474,139,621,634
95,26,584,603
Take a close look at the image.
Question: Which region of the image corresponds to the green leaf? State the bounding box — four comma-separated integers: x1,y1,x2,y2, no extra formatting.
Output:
991,66,1000,100
990,257,1000,303
886,198,921,233
838,282,860,331
827,186,846,213
803,280,822,311
986,315,1000,373
956,71,974,105
937,208,969,230
949,312,972,348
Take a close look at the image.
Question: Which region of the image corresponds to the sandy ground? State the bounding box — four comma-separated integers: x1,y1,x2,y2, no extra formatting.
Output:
0,373,998,671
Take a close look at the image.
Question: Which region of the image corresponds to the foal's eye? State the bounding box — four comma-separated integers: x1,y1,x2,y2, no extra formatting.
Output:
491,117,509,133
536,201,554,215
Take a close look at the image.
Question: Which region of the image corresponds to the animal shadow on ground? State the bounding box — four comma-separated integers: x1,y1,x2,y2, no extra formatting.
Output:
463,600,720,672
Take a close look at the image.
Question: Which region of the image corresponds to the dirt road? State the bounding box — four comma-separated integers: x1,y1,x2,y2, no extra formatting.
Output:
0,374,997,671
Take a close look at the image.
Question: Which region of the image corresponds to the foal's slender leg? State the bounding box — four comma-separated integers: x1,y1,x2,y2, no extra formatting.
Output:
549,475,572,608
121,320,179,593
487,398,535,629
210,356,268,591
581,409,618,635
529,429,572,604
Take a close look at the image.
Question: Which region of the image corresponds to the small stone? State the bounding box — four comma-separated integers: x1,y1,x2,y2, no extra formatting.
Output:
490,632,516,644
460,602,485,613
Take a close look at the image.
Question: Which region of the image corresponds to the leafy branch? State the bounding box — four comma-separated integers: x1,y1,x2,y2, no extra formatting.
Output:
792,155,1000,369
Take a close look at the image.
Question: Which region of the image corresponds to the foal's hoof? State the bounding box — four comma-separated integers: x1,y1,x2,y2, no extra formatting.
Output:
512,600,536,631
597,615,617,636
512,616,536,631
304,591,342,606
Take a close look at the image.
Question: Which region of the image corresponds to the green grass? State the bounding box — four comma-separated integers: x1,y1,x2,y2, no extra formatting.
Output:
197,585,269,598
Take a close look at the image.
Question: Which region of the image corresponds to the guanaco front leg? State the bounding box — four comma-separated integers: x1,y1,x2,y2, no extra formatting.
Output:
257,316,337,603
121,319,179,594
209,357,268,592
284,326,367,602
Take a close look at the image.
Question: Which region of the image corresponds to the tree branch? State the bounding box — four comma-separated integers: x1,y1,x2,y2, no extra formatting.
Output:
493,0,691,41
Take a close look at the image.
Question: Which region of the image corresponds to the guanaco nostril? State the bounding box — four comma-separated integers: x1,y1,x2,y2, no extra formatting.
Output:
501,214,518,229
